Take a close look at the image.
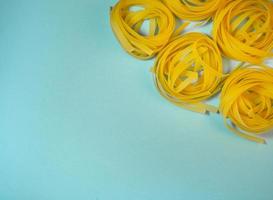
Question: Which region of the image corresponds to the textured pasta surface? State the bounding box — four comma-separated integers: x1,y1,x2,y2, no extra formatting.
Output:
213,0,273,64
162,0,223,21
153,32,224,113
110,0,176,59
220,65,273,143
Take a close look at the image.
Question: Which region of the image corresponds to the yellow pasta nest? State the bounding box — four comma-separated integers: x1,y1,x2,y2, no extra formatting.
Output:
220,65,273,144
162,0,223,21
110,0,176,60
153,32,224,113
213,0,273,64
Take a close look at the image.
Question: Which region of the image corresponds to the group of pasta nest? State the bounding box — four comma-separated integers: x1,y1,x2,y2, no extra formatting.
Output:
110,0,273,144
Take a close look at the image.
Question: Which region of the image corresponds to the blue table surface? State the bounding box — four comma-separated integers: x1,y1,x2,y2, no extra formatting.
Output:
1,1,273,200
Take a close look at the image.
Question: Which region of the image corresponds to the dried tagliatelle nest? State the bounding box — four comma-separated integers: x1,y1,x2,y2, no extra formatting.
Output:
213,0,273,64
110,0,176,60
153,32,224,114
220,65,273,144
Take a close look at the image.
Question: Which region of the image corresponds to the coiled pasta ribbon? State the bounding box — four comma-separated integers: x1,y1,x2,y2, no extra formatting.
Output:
220,65,273,144
153,32,224,114
213,0,273,64
162,0,223,21
110,0,176,60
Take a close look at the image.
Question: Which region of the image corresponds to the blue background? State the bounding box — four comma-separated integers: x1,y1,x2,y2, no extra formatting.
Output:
1,0,273,199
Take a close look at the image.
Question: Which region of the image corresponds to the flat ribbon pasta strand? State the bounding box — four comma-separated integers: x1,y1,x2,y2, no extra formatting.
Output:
110,0,176,60
162,0,223,21
153,32,224,114
220,65,273,144
213,0,273,64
